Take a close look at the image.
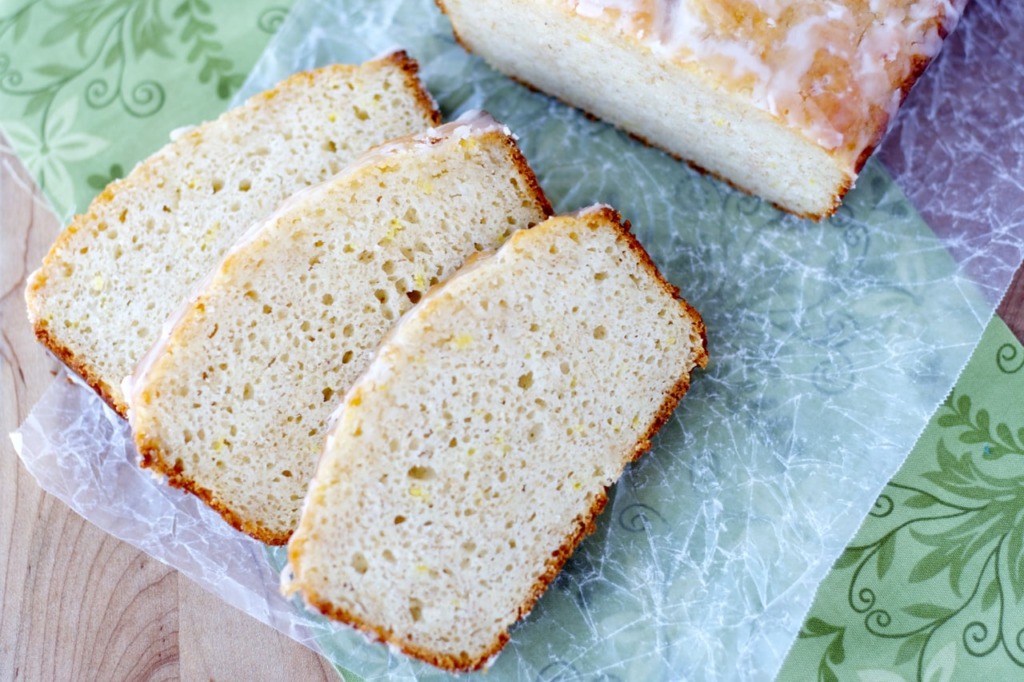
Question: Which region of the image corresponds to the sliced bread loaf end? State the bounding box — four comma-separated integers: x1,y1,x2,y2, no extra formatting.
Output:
286,207,707,671
26,51,440,416
126,112,552,544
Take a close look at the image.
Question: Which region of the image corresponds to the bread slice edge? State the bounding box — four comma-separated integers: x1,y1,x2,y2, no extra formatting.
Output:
286,206,707,670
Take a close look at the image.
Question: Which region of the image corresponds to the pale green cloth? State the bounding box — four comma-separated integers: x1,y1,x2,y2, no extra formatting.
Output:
0,0,291,220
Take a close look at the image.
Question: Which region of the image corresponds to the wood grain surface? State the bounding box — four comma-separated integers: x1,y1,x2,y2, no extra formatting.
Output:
2,135,1022,681
0,140,336,681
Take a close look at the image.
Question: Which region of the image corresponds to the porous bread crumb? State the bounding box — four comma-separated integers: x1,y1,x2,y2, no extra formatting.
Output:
286,207,707,672
127,112,552,545
26,51,441,415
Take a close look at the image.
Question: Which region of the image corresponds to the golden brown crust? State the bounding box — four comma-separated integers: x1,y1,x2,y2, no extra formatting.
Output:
575,207,708,457
137,437,291,545
487,128,555,221
32,323,125,417
380,49,443,128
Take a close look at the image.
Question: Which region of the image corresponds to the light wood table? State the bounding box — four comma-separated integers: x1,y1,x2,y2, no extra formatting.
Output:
3,135,1022,680
0,142,336,681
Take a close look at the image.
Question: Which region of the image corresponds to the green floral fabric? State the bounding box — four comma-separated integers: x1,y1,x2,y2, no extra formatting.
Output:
0,0,292,221
779,317,1024,682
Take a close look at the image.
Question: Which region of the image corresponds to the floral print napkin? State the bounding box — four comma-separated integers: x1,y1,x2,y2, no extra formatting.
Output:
779,317,1024,681
0,0,291,221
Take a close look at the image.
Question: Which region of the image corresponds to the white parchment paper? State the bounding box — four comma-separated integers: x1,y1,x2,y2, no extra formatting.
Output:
13,1,1024,680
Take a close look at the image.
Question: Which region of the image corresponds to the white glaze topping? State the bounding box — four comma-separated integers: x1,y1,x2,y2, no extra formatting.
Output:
569,0,966,164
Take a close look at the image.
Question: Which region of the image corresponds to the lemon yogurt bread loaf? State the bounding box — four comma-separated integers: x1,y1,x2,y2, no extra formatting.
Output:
126,112,552,544
26,51,440,416
286,207,708,671
438,0,967,218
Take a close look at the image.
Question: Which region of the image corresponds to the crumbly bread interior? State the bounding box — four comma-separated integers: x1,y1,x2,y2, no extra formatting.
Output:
287,208,708,671
439,0,852,217
128,117,551,544
26,52,440,415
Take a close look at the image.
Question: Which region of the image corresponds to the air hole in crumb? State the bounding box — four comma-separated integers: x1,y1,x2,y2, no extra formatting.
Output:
407,290,422,304
352,553,368,574
408,598,423,622
527,423,543,443
322,293,334,305
382,549,396,562
322,387,334,402
342,350,354,364
408,466,436,481
238,179,252,192
517,372,533,390
593,326,607,340
394,515,406,525
594,271,608,281
282,469,293,478
342,324,354,337
323,140,337,152
353,105,369,121
212,178,224,193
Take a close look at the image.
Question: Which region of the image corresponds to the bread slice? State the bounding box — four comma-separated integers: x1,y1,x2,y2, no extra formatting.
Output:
125,112,553,545
285,206,708,671
25,52,441,416
437,0,965,218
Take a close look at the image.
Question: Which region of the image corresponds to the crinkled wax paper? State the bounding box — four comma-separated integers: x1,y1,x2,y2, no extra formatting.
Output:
12,1,1024,680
